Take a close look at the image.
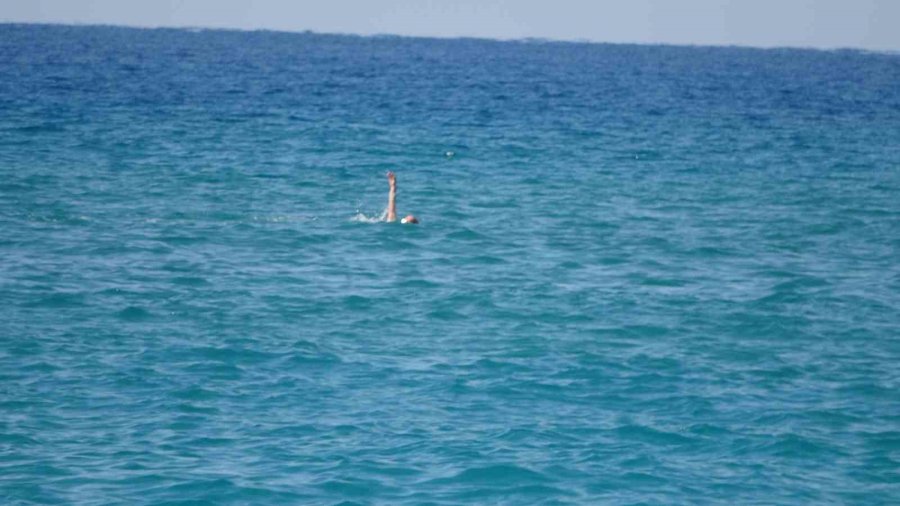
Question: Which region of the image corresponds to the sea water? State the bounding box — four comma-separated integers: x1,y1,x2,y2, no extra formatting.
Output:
1,24,899,504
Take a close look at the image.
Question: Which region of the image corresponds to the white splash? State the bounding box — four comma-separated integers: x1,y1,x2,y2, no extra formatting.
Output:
350,207,388,223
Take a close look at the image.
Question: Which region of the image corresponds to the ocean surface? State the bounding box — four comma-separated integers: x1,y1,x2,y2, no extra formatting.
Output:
1,23,899,505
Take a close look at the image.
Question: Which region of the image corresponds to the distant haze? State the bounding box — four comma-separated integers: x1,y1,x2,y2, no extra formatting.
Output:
3,0,898,51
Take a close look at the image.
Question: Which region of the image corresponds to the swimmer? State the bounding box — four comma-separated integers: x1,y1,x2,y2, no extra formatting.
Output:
385,171,419,224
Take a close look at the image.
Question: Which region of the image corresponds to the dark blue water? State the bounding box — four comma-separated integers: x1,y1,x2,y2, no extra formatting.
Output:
2,23,899,504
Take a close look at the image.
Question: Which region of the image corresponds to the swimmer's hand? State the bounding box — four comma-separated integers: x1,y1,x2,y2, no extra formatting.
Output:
387,171,396,187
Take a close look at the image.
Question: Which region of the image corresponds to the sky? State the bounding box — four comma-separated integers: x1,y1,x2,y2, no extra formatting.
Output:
2,0,899,51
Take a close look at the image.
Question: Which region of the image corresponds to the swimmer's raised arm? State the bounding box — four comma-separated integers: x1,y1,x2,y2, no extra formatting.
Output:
384,171,418,224
386,171,397,222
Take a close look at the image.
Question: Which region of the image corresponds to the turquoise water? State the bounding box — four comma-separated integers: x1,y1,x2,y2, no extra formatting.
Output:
2,24,900,504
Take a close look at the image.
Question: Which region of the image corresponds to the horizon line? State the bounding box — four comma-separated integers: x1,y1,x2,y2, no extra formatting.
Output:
2,20,898,56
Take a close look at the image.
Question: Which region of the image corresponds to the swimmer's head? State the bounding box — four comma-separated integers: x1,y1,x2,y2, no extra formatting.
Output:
400,215,419,224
